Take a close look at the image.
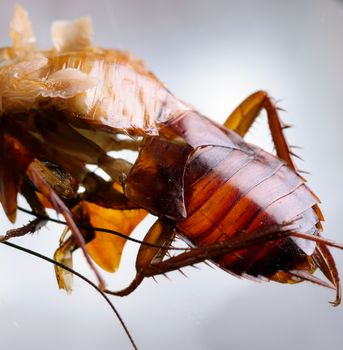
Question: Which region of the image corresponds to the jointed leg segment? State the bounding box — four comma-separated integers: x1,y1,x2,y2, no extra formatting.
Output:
224,90,296,170
105,220,175,296
26,159,106,289
105,221,299,297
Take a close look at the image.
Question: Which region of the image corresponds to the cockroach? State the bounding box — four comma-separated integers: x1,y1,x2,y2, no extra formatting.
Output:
1,5,343,350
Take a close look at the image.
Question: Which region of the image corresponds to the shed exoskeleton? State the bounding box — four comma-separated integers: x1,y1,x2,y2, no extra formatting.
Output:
0,5,342,350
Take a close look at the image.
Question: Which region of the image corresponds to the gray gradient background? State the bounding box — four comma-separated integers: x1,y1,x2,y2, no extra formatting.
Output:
1,0,343,349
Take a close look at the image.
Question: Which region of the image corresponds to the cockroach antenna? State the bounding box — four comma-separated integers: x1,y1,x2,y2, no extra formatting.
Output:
0,241,138,350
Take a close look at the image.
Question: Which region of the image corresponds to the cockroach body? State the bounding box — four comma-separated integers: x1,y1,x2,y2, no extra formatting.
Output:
0,6,342,349
113,108,340,302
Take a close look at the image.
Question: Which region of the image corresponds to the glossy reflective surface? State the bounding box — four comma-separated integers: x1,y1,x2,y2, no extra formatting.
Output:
1,1,343,349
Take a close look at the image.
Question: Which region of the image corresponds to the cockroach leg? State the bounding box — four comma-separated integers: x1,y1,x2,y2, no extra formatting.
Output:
97,155,133,184
138,224,298,278
26,159,106,289
0,218,45,242
0,180,48,242
224,90,296,171
73,128,140,153
106,221,299,296
34,114,133,185
313,244,341,305
105,220,175,296
81,172,139,210
288,269,335,290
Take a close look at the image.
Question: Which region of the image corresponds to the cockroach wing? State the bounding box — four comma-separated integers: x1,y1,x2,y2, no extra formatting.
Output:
55,200,147,292
83,202,147,272
125,136,193,220
0,120,41,222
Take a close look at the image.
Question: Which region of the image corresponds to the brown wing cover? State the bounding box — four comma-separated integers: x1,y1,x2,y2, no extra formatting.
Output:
0,118,41,222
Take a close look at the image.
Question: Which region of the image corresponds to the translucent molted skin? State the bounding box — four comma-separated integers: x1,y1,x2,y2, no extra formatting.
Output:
0,49,189,134
0,6,188,135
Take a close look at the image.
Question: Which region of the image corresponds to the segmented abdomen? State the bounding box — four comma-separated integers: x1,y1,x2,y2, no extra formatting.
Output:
176,126,320,281
126,111,322,282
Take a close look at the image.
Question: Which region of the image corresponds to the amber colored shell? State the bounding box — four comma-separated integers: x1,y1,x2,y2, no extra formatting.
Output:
126,112,321,283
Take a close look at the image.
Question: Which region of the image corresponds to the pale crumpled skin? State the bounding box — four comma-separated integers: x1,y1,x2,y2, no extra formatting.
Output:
0,5,189,135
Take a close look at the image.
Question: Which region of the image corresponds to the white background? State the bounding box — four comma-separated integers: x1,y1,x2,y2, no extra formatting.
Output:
0,0,343,349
